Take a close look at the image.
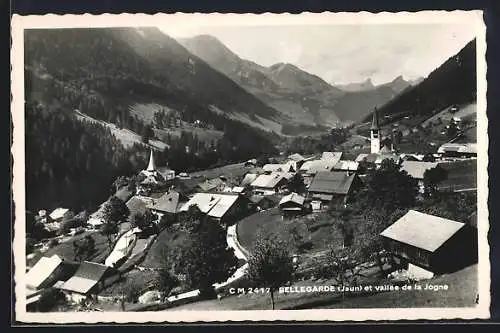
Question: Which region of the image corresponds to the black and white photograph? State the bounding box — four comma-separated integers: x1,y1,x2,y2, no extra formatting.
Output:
11,11,489,322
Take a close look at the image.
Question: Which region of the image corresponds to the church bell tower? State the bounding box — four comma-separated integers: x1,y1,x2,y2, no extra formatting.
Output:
370,108,381,154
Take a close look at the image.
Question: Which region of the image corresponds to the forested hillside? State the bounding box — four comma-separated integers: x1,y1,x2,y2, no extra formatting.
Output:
24,27,280,212
25,101,140,212
362,39,476,124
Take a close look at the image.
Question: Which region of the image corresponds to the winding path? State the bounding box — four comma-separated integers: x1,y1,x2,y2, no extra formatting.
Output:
163,224,250,303
104,229,137,267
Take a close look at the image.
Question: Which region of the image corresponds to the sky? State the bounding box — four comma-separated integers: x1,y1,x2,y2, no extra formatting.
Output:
159,19,477,85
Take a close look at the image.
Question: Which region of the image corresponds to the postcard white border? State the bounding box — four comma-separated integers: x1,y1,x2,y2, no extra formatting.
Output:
11,11,490,323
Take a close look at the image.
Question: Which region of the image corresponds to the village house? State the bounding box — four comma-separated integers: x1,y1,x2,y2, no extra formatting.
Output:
240,173,259,188
299,152,343,179
380,210,477,279
287,153,306,169
39,208,75,233
26,255,79,307
49,208,74,223
307,171,361,210
321,151,343,161
437,143,477,158
125,196,150,221
146,190,184,224
195,177,226,193
179,193,251,227
278,192,307,219
55,261,122,303
250,173,289,196
263,160,297,173
248,194,280,211
244,158,257,167
333,160,359,174
400,161,440,193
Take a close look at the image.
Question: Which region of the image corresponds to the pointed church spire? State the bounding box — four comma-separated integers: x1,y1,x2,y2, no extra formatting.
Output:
371,108,380,130
147,149,156,171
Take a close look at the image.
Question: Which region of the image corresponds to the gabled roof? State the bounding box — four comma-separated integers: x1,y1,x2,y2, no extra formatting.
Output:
251,173,285,189
308,171,356,195
438,143,477,154
380,210,466,253
179,193,240,219
306,158,342,174
26,255,63,289
231,186,245,193
147,191,180,214
334,160,359,171
288,153,306,162
321,152,343,161
49,208,70,220
375,153,401,165
279,192,305,207
249,194,280,204
59,261,117,294
241,173,259,187
263,164,286,172
126,196,149,216
355,153,370,162
379,145,393,154
196,178,225,192
400,161,439,179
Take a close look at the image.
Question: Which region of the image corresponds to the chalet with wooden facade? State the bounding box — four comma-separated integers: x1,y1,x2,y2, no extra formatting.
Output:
381,210,477,278
307,171,361,210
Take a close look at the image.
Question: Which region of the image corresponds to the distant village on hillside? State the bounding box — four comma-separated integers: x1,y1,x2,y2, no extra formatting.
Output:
25,103,479,312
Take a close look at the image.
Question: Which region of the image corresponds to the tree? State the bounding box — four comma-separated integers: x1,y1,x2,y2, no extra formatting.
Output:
178,204,205,233
446,120,459,139
287,173,306,194
141,124,155,144
131,210,155,230
36,288,66,312
102,196,129,225
169,221,238,298
423,165,448,197
100,221,119,248
363,159,419,210
155,264,180,297
323,246,364,300
247,231,295,310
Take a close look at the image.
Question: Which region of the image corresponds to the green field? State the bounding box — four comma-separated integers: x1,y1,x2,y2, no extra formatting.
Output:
438,159,477,191
28,231,112,267
237,208,346,256
140,226,188,269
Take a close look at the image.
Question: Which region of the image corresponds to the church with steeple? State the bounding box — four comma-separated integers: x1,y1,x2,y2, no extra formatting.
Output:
370,108,381,154
136,149,176,195
142,149,159,178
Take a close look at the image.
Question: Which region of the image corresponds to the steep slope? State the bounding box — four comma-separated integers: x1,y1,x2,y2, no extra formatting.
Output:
361,39,476,124
180,34,419,129
179,35,345,129
24,28,283,211
24,27,287,135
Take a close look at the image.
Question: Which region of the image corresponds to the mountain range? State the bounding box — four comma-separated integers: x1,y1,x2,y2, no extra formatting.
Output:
179,34,418,127
362,38,476,125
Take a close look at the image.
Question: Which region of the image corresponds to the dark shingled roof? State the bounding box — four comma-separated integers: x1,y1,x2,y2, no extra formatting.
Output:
126,196,148,216
308,171,356,195
148,191,180,214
